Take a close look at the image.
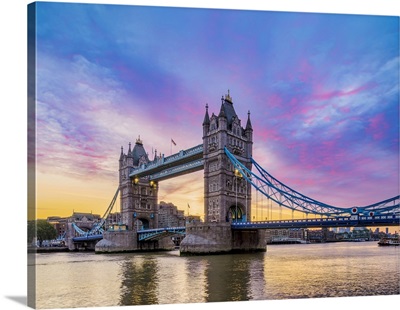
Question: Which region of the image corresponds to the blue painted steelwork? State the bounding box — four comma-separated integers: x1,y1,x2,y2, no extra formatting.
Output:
72,222,91,236
72,234,103,242
148,159,204,181
71,188,119,241
224,147,400,217
231,214,400,230
138,226,186,241
130,144,203,180
89,187,120,234
56,232,66,241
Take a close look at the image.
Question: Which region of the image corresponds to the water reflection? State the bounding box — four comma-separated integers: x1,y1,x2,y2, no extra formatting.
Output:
35,243,399,309
118,251,266,306
205,253,265,302
119,255,159,305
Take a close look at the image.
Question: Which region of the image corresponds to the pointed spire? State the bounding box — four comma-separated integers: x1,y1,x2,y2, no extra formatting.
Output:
245,110,253,131
127,142,132,157
119,146,124,160
153,149,158,161
218,102,226,118
203,103,210,126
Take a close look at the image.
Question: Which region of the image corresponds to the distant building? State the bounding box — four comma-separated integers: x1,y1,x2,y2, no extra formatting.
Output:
265,228,307,244
47,216,67,237
352,227,371,240
69,212,101,222
307,229,324,242
158,201,186,228
106,212,122,226
47,212,101,237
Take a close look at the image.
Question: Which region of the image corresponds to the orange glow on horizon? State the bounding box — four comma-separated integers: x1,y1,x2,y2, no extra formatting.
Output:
34,170,398,234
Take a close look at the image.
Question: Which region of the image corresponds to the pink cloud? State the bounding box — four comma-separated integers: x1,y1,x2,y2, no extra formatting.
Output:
366,113,389,140
312,83,376,102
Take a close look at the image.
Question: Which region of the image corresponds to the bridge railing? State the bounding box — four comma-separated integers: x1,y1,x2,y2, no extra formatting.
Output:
149,158,204,180
137,226,186,242
231,214,400,229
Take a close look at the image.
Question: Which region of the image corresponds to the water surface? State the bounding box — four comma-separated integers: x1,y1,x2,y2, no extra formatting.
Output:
33,242,400,309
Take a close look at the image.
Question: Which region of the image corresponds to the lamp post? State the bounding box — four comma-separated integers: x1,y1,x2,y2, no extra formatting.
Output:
245,175,248,222
234,168,242,223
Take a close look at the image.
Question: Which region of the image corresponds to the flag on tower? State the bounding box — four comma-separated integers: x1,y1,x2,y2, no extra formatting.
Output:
171,138,176,146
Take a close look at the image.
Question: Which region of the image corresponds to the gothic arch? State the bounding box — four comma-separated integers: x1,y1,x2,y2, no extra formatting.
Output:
134,217,150,230
227,204,245,223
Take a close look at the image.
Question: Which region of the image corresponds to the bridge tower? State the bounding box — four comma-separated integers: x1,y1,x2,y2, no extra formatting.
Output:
181,91,265,255
202,90,253,223
119,137,159,231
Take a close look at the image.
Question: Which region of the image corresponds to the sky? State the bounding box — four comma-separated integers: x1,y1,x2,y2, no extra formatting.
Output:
31,1,399,221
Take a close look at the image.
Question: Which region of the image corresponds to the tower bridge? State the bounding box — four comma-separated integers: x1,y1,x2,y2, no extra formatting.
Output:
87,90,399,254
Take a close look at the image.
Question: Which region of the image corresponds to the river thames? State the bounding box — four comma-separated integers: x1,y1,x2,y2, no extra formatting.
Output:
33,242,399,309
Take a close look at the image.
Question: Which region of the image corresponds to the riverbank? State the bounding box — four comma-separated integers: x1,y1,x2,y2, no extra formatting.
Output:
28,246,69,253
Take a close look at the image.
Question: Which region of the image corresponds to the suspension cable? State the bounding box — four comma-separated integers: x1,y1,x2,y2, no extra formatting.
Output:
224,147,399,217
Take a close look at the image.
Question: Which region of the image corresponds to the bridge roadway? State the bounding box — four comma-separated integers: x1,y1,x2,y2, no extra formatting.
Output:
72,214,399,243
72,234,104,242
231,214,400,230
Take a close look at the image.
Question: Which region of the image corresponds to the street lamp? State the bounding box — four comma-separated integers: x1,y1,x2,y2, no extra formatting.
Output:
149,180,157,188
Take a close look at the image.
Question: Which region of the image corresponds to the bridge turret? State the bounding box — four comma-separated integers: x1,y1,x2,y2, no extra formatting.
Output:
119,146,124,160
218,101,228,131
245,111,253,158
125,142,134,167
203,103,210,126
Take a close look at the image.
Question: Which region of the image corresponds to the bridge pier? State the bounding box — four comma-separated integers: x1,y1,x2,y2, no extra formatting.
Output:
180,222,266,255
231,228,266,253
95,231,137,253
95,230,175,253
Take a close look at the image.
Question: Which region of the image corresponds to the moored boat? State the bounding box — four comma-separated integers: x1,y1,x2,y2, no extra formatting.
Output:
378,237,400,246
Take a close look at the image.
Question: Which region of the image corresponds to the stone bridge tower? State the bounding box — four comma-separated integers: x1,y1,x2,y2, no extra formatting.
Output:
181,91,264,255
202,91,253,223
119,137,159,231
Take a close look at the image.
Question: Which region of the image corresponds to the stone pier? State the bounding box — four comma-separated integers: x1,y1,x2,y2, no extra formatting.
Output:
180,222,266,255
95,230,175,253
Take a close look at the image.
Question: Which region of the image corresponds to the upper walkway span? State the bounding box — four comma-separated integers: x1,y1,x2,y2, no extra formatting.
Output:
129,144,203,181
